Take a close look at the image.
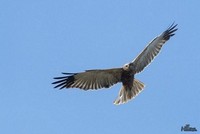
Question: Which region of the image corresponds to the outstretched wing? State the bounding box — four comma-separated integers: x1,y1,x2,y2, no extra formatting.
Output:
52,68,122,90
130,23,178,74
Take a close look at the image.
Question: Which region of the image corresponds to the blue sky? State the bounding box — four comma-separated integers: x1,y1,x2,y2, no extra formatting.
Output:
1,0,200,134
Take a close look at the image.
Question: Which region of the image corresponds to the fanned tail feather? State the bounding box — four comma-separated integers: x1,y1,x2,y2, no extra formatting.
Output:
114,79,145,105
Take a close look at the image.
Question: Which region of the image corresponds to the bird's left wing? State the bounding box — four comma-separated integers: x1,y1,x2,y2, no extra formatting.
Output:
52,68,122,90
130,23,178,74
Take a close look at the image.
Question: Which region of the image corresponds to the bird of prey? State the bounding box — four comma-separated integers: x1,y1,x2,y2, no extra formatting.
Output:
52,23,178,105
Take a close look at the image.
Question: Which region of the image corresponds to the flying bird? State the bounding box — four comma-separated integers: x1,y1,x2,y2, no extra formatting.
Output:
52,23,178,105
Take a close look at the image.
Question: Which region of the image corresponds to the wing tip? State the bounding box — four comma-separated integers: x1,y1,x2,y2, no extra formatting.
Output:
163,22,178,40
52,73,76,89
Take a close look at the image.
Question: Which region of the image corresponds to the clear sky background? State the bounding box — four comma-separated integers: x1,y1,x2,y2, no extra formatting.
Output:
1,0,199,134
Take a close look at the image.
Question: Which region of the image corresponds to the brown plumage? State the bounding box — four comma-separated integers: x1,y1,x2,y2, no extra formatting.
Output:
52,23,178,105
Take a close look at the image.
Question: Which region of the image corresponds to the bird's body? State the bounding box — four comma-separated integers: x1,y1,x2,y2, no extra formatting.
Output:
52,23,178,105
121,70,134,88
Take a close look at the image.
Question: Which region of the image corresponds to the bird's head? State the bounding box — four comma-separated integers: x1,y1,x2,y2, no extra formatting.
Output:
123,63,130,71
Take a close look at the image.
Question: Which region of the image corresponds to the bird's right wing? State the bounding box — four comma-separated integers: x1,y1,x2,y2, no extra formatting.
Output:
52,68,122,90
130,23,178,74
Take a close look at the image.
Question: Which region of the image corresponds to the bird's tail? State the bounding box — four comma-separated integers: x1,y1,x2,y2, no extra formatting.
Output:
113,79,145,105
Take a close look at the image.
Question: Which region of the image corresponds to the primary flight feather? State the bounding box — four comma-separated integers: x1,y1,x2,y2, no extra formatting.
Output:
52,23,178,105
